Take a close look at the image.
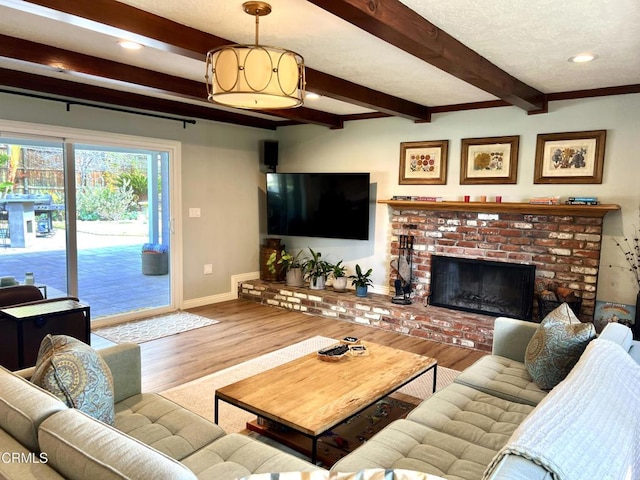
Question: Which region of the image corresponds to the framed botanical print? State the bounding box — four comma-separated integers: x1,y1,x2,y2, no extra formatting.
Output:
399,140,448,185
460,135,519,185
534,130,606,184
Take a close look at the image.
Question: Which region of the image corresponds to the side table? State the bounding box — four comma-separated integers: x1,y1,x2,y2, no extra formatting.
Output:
0,299,90,369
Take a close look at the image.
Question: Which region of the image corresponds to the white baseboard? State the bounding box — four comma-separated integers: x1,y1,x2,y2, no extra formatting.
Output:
182,271,260,309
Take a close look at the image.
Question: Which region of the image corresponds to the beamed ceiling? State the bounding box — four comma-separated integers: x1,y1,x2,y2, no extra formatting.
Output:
0,0,639,130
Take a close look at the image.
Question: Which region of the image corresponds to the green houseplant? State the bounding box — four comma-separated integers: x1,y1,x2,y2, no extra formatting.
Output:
331,260,348,292
303,248,332,290
267,249,304,286
349,264,373,297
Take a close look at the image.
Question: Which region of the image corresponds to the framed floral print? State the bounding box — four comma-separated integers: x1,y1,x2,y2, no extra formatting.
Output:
534,130,606,184
399,140,448,185
460,135,519,185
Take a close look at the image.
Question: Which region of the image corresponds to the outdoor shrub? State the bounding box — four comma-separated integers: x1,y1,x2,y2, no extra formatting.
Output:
77,179,136,221
116,170,147,203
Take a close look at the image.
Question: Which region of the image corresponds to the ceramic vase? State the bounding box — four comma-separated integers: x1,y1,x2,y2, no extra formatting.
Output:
309,275,326,290
634,291,640,340
333,276,348,292
355,285,368,297
285,268,304,287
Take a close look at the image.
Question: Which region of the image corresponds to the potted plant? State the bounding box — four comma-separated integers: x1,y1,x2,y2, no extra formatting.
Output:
331,260,348,292
349,264,373,297
267,249,304,286
303,248,332,290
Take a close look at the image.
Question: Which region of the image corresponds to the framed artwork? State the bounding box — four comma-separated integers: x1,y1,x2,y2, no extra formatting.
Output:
399,140,448,185
460,135,519,185
594,301,635,333
534,130,606,184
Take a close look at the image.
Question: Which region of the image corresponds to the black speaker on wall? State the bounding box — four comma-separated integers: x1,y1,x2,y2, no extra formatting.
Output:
261,140,278,172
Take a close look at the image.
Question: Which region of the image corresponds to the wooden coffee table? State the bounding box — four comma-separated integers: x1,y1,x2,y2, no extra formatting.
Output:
214,341,437,463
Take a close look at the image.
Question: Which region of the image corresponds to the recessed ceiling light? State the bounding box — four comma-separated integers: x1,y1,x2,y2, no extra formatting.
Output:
305,92,320,100
569,53,597,63
118,40,143,50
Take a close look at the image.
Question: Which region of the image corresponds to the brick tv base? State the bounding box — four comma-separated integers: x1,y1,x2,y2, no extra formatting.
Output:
239,280,494,352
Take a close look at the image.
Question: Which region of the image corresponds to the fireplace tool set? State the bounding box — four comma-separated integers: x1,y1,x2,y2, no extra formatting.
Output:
391,235,414,305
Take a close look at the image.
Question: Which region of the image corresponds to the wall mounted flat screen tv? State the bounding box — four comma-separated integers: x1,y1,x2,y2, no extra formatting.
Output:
266,172,370,240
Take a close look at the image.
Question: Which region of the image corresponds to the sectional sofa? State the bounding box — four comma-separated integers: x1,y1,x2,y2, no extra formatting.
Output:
1,313,639,480
0,342,321,480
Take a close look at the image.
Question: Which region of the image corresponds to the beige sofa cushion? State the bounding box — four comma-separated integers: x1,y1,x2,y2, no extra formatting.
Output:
38,409,197,480
0,366,66,451
0,428,65,480
182,433,323,480
331,384,534,480
454,355,547,406
115,392,226,461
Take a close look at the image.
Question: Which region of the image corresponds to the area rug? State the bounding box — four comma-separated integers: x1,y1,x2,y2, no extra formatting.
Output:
160,336,460,465
93,311,219,344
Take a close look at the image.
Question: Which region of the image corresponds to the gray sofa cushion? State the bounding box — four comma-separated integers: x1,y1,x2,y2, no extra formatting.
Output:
0,366,67,451
115,392,226,461
454,356,547,406
39,409,196,480
332,384,534,480
182,433,324,480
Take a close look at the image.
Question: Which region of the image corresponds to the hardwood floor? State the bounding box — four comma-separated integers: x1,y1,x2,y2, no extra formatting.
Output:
96,299,487,392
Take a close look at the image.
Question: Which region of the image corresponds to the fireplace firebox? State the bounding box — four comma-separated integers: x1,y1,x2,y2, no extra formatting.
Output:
429,255,536,320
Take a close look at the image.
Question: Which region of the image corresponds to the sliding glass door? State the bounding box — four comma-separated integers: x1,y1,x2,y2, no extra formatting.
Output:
0,133,175,320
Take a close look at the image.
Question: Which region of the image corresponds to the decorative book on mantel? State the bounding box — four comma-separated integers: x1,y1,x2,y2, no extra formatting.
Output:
566,196,599,205
392,195,443,202
529,196,560,205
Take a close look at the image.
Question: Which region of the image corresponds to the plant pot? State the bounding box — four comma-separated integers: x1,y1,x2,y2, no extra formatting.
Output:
333,276,348,292
355,285,368,297
285,268,304,287
309,275,326,290
141,251,168,275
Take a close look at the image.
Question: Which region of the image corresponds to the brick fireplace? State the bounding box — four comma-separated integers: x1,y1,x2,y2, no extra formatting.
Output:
386,200,619,322
240,201,618,352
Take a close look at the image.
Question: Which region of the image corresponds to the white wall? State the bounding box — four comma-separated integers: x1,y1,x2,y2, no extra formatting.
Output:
0,92,275,303
275,94,640,306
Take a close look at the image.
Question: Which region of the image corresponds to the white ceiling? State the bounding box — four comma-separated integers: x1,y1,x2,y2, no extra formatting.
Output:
0,0,638,126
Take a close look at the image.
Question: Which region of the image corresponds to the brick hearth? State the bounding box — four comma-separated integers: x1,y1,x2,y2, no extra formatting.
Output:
239,280,494,352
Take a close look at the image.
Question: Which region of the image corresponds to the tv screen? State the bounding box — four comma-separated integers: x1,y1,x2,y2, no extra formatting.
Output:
266,172,370,240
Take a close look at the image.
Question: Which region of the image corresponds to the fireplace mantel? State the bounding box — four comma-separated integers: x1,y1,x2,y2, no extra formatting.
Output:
379,200,620,218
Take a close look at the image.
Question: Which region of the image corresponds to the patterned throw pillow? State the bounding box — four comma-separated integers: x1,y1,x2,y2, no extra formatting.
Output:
525,303,596,390
31,334,115,425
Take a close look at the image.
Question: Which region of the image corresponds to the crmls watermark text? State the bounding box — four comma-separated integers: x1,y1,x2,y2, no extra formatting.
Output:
1,452,48,463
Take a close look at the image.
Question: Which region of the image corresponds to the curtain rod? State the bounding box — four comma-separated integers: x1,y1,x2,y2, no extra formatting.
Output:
0,89,197,129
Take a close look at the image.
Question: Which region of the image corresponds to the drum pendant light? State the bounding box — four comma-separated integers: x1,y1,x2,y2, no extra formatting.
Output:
205,2,305,109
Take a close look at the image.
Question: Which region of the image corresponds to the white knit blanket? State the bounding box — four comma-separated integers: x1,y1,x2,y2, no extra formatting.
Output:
484,338,640,480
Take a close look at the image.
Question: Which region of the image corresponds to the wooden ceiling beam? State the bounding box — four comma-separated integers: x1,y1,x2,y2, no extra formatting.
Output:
22,0,431,121
308,0,547,113
0,68,280,130
0,35,344,129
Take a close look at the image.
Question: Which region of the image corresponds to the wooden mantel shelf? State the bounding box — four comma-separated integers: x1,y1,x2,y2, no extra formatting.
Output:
378,200,620,218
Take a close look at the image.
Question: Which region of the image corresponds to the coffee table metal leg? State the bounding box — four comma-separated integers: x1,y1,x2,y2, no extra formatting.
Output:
311,436,318,465
432,364,438,393
214,395,220,424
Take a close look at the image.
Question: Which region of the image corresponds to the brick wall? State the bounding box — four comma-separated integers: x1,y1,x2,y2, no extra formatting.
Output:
390,209,604,321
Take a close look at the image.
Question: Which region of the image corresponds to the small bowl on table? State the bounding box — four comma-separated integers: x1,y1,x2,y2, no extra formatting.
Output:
317,343,350,362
